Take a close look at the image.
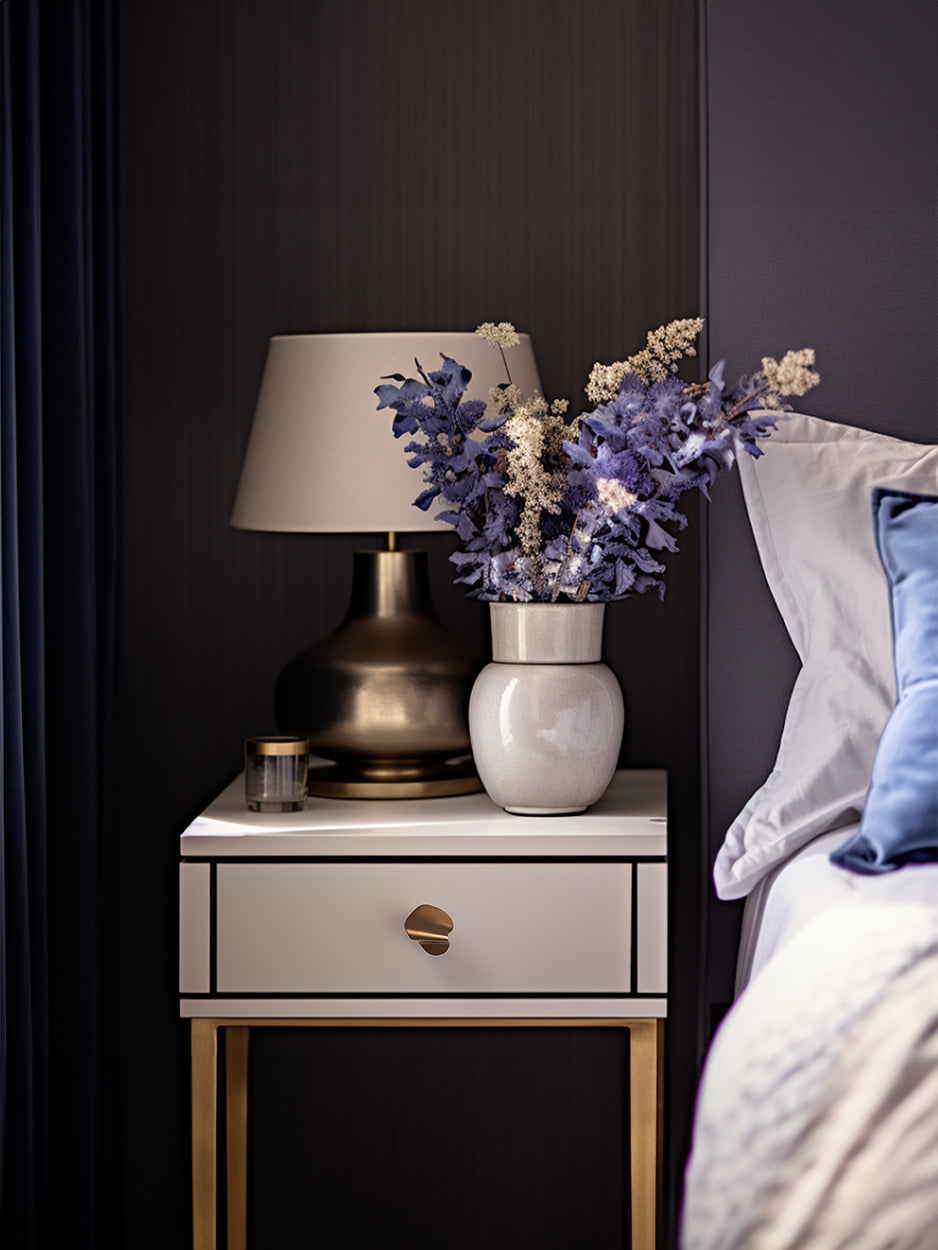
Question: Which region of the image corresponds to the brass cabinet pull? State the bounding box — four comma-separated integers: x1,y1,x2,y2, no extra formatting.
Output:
404,904,453,956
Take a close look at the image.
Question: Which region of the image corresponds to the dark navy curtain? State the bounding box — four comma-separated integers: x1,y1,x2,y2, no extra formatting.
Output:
1,1,122,1246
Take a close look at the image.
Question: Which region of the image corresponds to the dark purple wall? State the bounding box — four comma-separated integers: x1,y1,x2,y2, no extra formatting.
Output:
120,3,699,1245
703,0,938,1016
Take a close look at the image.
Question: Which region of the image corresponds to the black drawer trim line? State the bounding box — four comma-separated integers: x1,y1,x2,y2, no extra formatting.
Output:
179,990,668,1001
630,865,639,993
209,862,217,995
182,855,668,865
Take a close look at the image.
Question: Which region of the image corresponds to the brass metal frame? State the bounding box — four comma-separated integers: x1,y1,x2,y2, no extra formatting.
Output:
190,1015,664,1250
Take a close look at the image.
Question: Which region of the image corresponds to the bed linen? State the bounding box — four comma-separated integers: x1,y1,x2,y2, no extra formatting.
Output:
682,836,938,1250
689,417,938,1248
735,823,938,992
714,416,938,900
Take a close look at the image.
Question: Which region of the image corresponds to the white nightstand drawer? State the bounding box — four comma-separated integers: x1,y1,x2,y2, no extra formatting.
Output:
215,862,632,994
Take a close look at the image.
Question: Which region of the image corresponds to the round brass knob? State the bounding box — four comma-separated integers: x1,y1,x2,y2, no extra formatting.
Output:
404,904,453,956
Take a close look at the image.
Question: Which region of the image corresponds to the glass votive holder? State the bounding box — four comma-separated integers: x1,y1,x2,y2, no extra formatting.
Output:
244,737,309,812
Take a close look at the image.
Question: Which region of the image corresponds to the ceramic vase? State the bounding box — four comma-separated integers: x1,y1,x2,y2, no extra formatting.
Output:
468,602,624,815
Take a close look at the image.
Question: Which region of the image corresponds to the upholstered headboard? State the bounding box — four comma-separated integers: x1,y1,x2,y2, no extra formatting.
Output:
701,0,938,1017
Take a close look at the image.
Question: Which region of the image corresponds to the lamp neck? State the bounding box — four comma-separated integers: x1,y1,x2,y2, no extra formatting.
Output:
346,549,433,619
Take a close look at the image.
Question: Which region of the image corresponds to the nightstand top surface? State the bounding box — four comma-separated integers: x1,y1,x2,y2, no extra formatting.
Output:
180,768,666,858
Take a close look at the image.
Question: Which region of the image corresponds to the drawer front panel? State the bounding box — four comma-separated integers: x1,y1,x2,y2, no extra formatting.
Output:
216,862,632,994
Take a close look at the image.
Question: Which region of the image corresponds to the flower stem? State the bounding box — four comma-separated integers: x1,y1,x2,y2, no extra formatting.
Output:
725,379,769,420
551,508,585,602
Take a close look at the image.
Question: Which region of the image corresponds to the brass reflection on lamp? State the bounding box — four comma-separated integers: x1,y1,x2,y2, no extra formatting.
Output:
230,332,542,799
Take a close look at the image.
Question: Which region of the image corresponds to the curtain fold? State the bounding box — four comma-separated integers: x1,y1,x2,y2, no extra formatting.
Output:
0,2,122,1246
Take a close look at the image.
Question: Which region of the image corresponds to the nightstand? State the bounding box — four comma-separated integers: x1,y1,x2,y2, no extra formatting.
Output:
180,768,667,1249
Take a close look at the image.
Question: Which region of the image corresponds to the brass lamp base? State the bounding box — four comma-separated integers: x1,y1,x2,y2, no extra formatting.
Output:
275,549,482,799
307,755,483,800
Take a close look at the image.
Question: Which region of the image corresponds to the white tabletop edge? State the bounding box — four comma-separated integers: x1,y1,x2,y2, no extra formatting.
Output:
182,832,666,858
179,768,667,857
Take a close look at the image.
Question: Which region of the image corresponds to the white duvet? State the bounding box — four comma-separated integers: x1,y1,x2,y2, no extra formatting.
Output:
681,873,938,1250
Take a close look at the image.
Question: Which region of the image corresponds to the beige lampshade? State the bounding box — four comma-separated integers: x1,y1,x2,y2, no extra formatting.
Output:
230,331,542,533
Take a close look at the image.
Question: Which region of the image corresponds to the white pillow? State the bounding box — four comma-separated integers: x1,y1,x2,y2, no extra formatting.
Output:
713,413,938,900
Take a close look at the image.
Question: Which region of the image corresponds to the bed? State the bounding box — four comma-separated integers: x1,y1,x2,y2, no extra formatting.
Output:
680,413,938,1250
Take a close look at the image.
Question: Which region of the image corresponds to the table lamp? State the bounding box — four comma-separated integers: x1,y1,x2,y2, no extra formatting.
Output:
231,332,542,799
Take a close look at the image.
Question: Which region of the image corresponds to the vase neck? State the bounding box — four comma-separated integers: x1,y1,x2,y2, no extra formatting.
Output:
489,602,606,662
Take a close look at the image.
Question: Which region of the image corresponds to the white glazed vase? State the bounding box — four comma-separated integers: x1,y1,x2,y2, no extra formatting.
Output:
468,602,624,815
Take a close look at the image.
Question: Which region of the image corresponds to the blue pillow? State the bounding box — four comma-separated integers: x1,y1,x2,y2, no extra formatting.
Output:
831,489,938,873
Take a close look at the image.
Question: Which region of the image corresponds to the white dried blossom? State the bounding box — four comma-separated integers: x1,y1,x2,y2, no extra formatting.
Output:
585,317,705,404
544,413,578,460
503,406,566,561
586,359,651,404
517,391,575,458
489,382,522,413
490,384,575,458
476,321,521,349
596,478,638,515
524,391,550,417
760,348,820,407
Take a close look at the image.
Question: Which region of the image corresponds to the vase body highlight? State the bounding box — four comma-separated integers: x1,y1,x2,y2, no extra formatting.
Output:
469,602,624,815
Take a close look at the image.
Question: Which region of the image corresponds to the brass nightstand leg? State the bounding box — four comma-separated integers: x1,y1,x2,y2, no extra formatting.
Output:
225,1027,250,1250
191,1019,219,1250
629,1019,664,1249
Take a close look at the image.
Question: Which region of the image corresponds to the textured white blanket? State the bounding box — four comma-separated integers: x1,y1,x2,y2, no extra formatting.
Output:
681,897,938,1250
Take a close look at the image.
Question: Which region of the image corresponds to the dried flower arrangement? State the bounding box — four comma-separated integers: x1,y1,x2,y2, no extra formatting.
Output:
375,320,819,602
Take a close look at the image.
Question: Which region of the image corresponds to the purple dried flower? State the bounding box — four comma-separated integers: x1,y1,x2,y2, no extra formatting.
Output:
375,323,815,602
